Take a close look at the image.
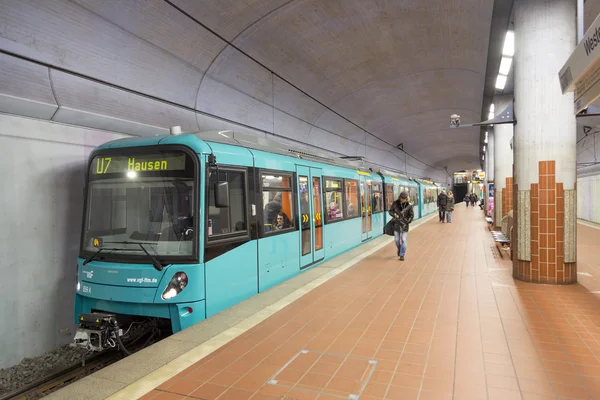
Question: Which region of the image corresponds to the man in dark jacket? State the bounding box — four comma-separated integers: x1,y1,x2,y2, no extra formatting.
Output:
389,191,414,261
437,190,448,223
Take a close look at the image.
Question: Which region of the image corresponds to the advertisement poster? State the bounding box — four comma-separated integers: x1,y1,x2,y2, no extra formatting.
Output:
488,183,494,198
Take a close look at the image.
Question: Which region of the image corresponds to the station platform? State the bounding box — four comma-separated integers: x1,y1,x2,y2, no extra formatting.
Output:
49,206,600,400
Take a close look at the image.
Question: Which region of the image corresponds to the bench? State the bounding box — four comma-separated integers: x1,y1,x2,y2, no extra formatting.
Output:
485,217,494,231
490,230,511,258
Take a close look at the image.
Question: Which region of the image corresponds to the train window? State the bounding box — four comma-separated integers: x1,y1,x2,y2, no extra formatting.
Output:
83,149,197,259
370,182,383,213
324,178,344,223
385,184,394,211
88,187,127,233
409,186,418,206
261,172,295,233
344,179,359,218
207,169,247,239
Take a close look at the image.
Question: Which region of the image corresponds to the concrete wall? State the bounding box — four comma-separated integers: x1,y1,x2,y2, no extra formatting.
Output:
0,113,128,368
576,121,600,223
578,174,600,223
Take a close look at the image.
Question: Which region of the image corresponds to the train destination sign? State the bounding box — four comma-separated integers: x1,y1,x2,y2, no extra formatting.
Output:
90,153,187,175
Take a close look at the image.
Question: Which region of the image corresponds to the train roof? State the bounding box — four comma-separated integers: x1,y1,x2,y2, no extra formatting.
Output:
97,129,446,185
194,130,421,182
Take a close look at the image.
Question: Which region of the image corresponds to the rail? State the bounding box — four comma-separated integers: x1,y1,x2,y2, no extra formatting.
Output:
0,352,120,400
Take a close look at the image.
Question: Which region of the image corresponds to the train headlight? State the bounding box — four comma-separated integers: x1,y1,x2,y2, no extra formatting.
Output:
161,272,188,300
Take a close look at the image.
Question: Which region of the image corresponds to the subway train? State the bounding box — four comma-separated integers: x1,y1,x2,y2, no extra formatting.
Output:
72,130,446,350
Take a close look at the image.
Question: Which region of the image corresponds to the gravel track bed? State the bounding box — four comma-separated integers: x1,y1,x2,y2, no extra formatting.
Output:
0,344,86,395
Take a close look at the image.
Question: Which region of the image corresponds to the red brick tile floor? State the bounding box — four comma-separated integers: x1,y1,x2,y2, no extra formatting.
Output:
140,207,600,400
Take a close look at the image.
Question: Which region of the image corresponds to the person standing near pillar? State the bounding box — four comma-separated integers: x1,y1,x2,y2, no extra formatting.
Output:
512,0,577,284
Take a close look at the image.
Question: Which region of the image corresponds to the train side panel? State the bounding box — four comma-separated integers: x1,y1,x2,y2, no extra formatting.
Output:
251,150,301,292
201,142,259,317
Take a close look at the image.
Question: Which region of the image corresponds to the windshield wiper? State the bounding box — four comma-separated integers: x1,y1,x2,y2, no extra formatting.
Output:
104,241,164,271
83,247,121,265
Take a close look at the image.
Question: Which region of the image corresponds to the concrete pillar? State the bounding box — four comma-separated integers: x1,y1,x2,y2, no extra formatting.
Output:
485,131,495,217
513,0,577,284
493,95,514,230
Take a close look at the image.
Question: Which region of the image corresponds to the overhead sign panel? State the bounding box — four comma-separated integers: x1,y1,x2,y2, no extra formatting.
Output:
559,12,600,113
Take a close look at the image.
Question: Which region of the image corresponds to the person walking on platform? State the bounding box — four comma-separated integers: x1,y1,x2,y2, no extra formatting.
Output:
464,194,470,207
437,190,448,222
389,191,414,261
446,191,455,223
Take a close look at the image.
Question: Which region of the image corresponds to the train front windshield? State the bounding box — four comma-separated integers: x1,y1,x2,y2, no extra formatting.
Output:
81,149,197,262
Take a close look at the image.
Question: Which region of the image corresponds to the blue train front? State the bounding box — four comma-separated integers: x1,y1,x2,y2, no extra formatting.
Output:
73,130,446,352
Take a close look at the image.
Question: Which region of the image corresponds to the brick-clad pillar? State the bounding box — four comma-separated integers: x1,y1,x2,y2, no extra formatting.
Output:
512,0,577,284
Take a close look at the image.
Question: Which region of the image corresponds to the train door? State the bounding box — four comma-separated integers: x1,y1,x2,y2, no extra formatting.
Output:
297,166,324,269
360,176,372,241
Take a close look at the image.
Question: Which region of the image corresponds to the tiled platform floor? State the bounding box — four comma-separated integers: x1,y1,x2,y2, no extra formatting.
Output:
140,206,600,400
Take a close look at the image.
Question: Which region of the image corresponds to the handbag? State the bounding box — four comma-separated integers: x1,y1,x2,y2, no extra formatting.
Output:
384,219,394,236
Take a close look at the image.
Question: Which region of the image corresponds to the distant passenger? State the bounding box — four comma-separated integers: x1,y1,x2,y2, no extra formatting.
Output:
264,192,282,225
464,194,470,207
469,192,477,207
437,190,448,223
446,191,455,223
347,203,356,217
389,191,414,261
272,213,287,231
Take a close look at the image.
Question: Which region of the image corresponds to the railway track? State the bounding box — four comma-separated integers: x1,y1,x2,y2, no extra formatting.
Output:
0,324,169,400
0,351,120,400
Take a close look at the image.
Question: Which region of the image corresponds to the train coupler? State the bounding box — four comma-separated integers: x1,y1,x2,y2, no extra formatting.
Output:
72,312,123,352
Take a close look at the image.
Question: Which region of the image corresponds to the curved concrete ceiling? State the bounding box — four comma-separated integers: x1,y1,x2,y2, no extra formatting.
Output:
0,0,495,179
175,0,494,170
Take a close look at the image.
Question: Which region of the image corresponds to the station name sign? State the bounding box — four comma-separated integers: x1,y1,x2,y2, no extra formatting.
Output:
90,153,187,175
559,12,600,114
584,26,600,57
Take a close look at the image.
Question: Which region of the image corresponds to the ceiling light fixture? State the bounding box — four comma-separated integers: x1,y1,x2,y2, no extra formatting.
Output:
503,31,515,57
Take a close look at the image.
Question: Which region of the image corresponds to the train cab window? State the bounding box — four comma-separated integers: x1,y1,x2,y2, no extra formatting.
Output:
385,184,394,211
344,179,359,218
261,172,295,233
207,169,247,238
324,178,344,222
370,182,383,213
82,149,197,260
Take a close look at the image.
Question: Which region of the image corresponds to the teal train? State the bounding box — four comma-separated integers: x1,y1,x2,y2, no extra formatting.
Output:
73,130,446,350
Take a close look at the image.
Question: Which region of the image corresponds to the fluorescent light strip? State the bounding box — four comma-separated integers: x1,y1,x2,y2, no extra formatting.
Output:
495,74,507,90
503,31,514,57
499,57,512,75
